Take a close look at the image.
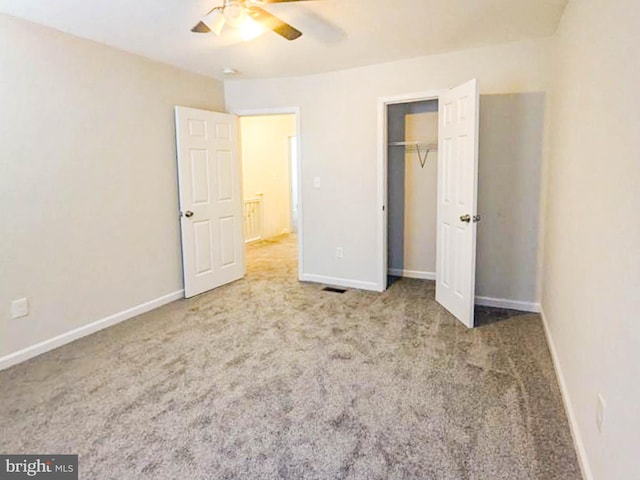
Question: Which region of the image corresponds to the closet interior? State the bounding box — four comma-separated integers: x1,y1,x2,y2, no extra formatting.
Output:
387,99,439,284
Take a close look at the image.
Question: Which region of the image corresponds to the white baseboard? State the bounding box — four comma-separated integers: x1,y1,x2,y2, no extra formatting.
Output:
388,268,436,280
475,296,540,313
540,307,593,480
300,274,379,292
0,290,184,371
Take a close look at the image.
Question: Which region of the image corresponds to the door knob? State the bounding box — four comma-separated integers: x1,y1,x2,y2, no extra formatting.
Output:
460,214,481,223
184,210,194,218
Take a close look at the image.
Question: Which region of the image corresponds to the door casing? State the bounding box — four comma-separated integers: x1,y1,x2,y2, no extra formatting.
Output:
376,90,445,292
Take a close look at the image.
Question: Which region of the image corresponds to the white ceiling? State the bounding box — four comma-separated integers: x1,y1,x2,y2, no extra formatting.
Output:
0,0,568,80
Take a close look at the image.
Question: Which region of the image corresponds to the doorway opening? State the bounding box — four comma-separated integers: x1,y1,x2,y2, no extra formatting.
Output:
238,110,302,277
386,99,439,288
378,90,443,292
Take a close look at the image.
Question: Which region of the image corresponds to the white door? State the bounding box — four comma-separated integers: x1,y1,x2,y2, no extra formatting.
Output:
175,106,245,298
435,79,480,328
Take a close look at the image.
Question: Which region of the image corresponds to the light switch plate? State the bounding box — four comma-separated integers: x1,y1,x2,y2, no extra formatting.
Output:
11,298,29,319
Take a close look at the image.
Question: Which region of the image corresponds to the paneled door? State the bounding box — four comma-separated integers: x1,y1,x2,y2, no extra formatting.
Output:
435,79,480,327
174,107,245,298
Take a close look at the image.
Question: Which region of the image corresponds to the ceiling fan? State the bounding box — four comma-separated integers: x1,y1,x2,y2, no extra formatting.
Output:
192,0,317,41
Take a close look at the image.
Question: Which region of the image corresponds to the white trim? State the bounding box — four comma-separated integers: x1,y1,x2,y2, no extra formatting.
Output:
388,268,436,280
0,290,184,371
540,307,594,480
300,274,379,292
380,90,445,105
474,296,540,312
232,107,297,117
377,90,446,292
376,98,387,292
232,107,304,282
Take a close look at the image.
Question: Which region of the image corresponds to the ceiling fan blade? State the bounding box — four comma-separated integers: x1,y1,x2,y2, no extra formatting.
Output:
248,6,302,40
191,21,211,33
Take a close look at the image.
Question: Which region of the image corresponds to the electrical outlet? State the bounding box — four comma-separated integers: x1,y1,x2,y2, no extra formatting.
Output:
11,298,29,319
313,177,321,189
596,394,606,433
336,247,344,258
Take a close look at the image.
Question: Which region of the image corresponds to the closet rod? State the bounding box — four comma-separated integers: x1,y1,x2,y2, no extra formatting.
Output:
388,141,437,168
388,141,438,149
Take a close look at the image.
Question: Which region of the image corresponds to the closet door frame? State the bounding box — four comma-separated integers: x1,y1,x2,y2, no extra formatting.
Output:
376,90,445,293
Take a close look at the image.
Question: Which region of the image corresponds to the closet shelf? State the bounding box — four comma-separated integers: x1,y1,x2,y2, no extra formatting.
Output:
388,141,437,168
388,141,438,150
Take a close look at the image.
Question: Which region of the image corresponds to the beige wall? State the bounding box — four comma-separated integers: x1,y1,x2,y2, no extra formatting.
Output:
226,38,550,297
0,14,225,358
542,1,640,478
240,115,296,239
477,93,545,302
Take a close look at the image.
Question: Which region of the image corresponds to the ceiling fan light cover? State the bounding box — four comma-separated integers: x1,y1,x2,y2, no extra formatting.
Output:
224,3,247,27
240,16,264,41
202,8,226,35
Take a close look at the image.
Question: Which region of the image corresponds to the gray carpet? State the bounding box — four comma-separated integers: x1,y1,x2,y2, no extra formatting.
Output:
0,235,581,479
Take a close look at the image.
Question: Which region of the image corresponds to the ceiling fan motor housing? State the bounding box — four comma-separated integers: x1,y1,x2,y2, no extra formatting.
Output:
224,1,247,27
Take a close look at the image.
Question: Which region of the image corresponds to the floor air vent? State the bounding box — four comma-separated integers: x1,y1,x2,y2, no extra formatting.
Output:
323,287,347,294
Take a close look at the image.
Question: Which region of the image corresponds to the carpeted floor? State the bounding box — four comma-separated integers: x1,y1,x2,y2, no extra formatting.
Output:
0,235,580,479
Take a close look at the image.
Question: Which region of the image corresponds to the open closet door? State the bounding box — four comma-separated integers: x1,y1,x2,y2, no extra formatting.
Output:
435,79,480,328
175,106,245,298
